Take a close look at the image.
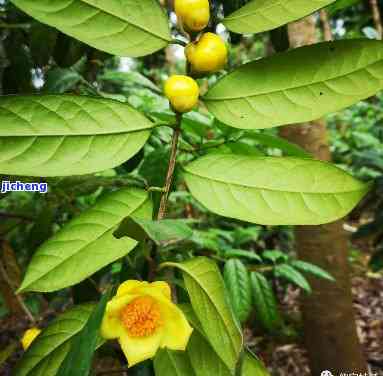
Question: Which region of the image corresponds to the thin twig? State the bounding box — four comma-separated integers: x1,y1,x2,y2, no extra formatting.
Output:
370,0,383,39
171,38,188,47
157,113,182,220
0,258,35,323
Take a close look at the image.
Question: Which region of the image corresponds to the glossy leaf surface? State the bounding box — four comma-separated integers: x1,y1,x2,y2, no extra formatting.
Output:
184,154,370,225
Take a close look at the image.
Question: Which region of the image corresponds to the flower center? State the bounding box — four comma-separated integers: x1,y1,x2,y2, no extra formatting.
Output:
120,296,162,337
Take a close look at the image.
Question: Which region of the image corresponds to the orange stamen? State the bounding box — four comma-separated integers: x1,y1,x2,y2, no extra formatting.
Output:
120,296,162,337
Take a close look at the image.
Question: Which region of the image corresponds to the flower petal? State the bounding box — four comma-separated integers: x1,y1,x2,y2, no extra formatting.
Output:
119,329,164,367
101,314,124,340
160,302,193,350
117,281,148,297
101,294,135,339
21,327,41,350
142,281,172,301
144,291,193,350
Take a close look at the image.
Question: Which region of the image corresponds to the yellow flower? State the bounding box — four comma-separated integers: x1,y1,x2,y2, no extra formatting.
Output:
175,0,210,32
101,280,193,367
186,32,228,74
164,75,200,113
21,327,41,350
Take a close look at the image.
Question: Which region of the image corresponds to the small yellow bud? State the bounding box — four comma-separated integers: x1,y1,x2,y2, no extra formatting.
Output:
175,0,210,32
185,32,228,74
21,327,41,350
164,75,199,113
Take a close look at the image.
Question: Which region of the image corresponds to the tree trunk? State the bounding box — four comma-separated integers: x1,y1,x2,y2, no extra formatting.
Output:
279,16,369,375
370,0,383,39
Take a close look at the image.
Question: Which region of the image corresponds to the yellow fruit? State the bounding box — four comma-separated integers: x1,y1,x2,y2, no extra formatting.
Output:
175,0,210,32
185,32,228,74
21,327,41,350
164,75,199,113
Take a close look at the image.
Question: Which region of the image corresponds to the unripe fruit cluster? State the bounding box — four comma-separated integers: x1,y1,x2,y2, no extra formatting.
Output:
165,0,228,113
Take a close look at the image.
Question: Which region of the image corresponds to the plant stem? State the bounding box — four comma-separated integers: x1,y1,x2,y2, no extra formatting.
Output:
171,38,187,47
0,259,35,323
157,113,182,220
370,0,383,39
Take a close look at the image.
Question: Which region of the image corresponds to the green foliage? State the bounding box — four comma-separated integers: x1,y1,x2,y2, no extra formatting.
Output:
162,258,243,372
204,40,383,130
15,305,95,376
327,0,362,15
0,95,153,176
241,352,270,375
274,264,311,293
18,188,152,292
224,259,252,323
250,272,283,332
290,260,335,281
187,331,232,376
129,218,194,246
11,0,171,57
43,68,82,94
0,341,18,367
223,0,335,34
246,133,312,159
154,349,195,376
56,290,111,376
184,154,369,225
1,0,381,374
328,94,383,180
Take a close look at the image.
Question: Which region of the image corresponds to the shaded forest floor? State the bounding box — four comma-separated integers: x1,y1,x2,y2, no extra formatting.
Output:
260,275,383,376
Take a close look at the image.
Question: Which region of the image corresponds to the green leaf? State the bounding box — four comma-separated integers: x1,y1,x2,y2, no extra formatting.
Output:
223,248,262,262
0,95,153,176
211,141,264,157
154,349,196,376
203,40,383,130
0,341,18,367
250,272,283,332
262,250,288,264
43,68,82,94
15,304,94,376
327,0,361,15
274,264,311,292
246,133,312,158
187,331,232,376
11,0,171,57
161,257,243,373
56,290,111,376
184,154,370,225
130,218,194,246
224,259,252,323
223,0,335,34
290,260,335,281
18,188,152,293
100,71,161,93
241,351,270,376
